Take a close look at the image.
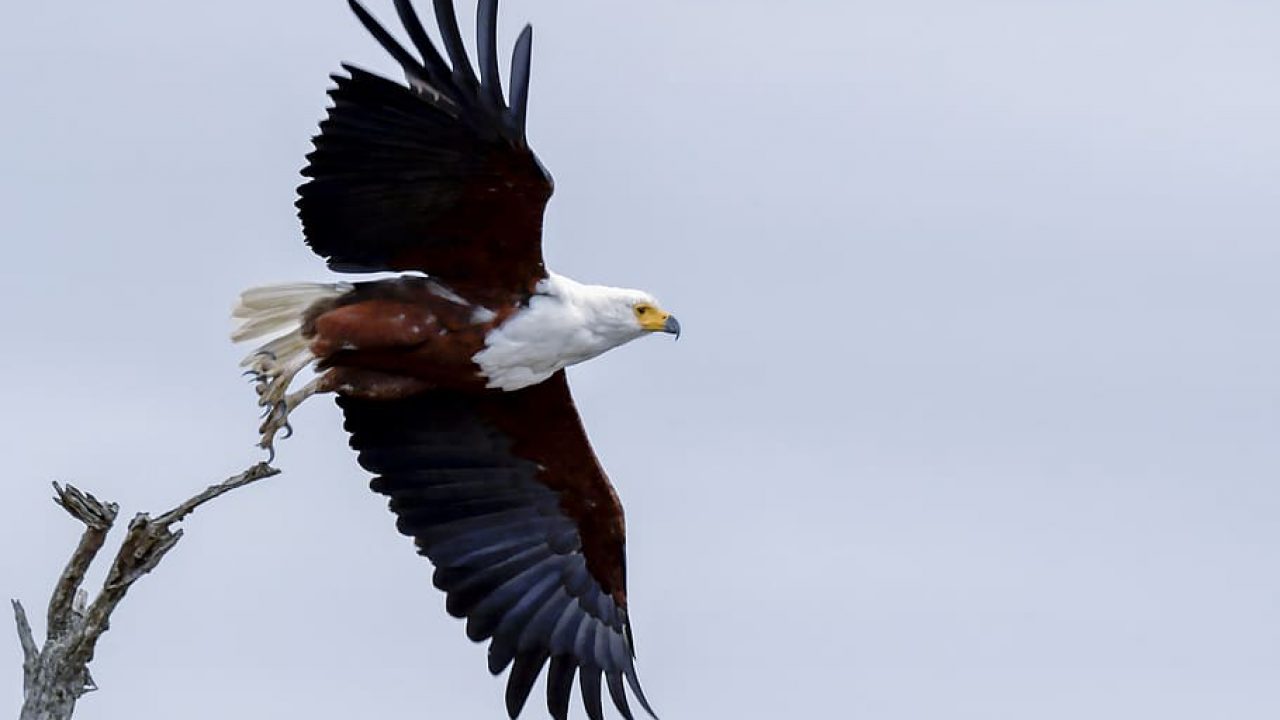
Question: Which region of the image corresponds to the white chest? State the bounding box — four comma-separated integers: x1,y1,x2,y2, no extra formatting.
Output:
471,273,649,391
471,304,604,390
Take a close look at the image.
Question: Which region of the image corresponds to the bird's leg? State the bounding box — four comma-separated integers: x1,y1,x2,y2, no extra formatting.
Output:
248,348,310,411
257,376,328,458
240,330,322,457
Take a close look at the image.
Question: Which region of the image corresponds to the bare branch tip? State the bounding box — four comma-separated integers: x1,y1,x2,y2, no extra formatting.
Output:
51,482,118,530
12,598,29,623
12,599,37,663
250,461,281,478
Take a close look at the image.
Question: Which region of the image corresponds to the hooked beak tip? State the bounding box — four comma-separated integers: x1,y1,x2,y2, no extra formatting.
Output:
663,315,681,339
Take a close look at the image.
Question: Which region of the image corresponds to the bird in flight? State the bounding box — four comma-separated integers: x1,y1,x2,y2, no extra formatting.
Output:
231,1,678,718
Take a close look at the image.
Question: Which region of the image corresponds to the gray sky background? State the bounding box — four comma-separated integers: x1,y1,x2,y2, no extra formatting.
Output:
2,0,1278,717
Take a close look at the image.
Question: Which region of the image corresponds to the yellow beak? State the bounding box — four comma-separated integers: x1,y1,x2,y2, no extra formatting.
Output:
641,311,680,337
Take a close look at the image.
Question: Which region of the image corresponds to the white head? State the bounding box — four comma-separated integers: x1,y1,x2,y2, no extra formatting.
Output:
543,273,681,348
473,272,680,391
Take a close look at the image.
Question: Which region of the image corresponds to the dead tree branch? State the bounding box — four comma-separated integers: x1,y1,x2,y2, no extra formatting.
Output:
12,462,279,720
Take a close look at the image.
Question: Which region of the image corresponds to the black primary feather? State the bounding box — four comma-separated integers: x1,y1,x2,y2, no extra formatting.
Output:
607,672,635,720
433,0,479,89
347,1,434,86
476,0,505,110
546,656,576,720
508,25,533,137
393,0,453,86
579,665,605,720
505,650,549,719
300,0,551,288
340,382,661,719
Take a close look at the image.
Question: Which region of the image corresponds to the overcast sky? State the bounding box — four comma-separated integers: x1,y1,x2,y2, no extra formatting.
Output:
2,1,1278,718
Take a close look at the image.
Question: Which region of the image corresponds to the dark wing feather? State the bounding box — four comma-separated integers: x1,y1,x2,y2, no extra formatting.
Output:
546,655,576,720
507,25,534,135
299,0,552,296
476,0,504,110
432,0,479,89
393,0,452,86
339,372,657,719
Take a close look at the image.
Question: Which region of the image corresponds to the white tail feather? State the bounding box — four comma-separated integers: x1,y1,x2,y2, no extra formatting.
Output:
231,282,350,344
233,282,350,455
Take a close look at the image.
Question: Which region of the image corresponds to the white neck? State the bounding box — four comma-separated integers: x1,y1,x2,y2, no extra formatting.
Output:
471,272,653,390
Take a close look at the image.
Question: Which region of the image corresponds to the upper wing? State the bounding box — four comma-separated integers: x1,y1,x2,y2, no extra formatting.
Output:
298,0,554,296
338,372,657,720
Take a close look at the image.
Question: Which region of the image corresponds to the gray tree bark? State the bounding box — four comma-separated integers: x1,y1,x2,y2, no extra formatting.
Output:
12,463,279,720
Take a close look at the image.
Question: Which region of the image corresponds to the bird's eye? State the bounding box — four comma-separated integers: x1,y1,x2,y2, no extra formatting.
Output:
636,305,649,315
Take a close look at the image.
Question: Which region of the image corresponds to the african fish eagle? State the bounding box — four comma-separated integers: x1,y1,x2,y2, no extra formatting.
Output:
230,1,677,718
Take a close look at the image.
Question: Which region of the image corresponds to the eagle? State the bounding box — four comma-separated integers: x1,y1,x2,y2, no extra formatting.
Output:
229,1,677,718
